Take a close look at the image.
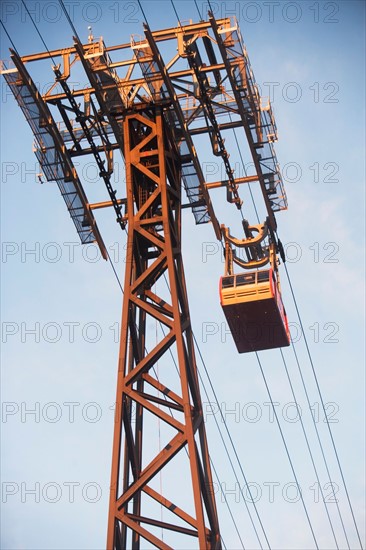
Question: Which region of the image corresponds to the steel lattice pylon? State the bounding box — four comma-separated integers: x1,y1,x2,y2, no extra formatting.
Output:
1,13,290,549
107,108,221,548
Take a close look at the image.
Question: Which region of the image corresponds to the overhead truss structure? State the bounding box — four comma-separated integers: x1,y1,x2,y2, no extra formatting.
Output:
1,13,288,549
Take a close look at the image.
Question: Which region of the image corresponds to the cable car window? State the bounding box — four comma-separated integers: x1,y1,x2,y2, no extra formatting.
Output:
257,270,270,283
222,276,235,288
236,273,256,286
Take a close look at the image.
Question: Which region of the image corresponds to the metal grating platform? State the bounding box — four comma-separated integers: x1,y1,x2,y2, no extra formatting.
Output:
1,56,107,258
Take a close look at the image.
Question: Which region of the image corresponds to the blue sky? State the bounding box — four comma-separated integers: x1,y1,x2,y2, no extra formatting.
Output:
1,1,365,549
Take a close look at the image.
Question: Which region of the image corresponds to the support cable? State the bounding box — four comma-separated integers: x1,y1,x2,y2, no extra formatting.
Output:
157,319,246,549
192,332,271,549
210,458,244,549
170,0,180,22
137,0,149,25
106,244,233,549
119,229,238,550
162,267,269,547
213,2,357,539
194,0,203,21
161,269,260,547
255,352,319,549
284,262,363,549
196,355,262,549
228,132,355,545
58,0,81,43
289,341,351,548
205,0,215,15
280,349,340,548
231,108,349,546
20,0,57,65
107,251,124,293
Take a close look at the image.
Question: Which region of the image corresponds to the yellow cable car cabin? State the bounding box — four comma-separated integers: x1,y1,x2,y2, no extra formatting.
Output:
220,268,290,353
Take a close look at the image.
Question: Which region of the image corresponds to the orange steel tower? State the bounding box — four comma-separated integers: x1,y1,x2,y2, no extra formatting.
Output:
1,13,288,549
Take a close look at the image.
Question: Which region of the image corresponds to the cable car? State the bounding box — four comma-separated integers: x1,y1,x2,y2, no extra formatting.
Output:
220,268,290,353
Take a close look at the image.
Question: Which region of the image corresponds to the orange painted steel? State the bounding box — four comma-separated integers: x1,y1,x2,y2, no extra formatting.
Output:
0,12,291,548
107,110,221,549
220,269,290,353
